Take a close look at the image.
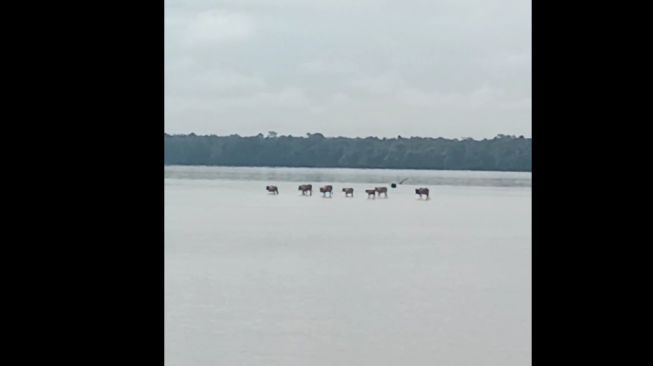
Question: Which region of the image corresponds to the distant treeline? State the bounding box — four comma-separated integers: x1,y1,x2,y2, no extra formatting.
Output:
164,132,531,172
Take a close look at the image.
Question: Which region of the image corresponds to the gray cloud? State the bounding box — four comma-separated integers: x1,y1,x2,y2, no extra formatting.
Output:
165,0,531,138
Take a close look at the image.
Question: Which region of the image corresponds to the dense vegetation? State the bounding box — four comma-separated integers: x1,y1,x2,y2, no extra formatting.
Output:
164,132,531,172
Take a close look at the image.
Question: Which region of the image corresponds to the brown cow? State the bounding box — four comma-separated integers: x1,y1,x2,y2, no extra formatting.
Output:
298,184,312,196
365,189,376,199
266,185,279,195
342,187,354,197
415,187,430,199
375,186,388,198
320,185,333,197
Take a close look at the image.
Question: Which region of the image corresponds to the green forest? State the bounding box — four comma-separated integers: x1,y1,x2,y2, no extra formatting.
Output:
164,132,531,172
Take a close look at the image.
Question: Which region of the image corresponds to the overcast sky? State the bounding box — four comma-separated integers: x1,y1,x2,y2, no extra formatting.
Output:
165,0,531,138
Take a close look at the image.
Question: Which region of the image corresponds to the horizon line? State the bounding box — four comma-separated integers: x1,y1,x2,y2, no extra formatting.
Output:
164,132,532,140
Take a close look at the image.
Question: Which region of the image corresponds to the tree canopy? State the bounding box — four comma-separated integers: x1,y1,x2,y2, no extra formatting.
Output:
164,133,531,172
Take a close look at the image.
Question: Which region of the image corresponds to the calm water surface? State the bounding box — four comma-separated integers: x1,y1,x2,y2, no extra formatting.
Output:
165,166,531,366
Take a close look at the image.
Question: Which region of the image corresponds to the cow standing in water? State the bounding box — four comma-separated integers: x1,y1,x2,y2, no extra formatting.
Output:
298,184,312,196
266,185,279,195
320,185,333,197
415,187,430,199
365,189,377,199
342,188,354,197
375,186,388,198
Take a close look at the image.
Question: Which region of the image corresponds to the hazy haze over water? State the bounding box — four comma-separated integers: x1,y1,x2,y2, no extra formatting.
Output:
165,165,531,187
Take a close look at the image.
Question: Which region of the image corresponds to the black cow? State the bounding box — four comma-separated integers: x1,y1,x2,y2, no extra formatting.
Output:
415,187,430,199
320,185,333,197
375,186,388,198
298,184,313,196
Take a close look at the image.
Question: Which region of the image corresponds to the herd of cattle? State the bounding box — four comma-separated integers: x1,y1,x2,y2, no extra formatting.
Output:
265,184,430,199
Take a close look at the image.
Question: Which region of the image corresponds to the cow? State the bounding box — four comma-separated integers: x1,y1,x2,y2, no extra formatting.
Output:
415,187,430,199
320,185,333,197
266,185,279,195
365,189,377,199
375,186,388,198
298,184,312,196
342,187,354,197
